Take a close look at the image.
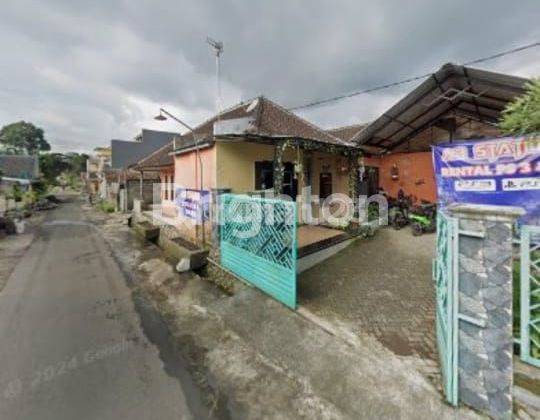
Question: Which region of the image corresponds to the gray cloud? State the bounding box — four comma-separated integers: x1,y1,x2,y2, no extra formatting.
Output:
0,0,538,152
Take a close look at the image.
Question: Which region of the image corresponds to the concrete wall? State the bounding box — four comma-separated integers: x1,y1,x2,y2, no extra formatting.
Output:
309,150,350,198
174,146,217,191
365,152,437,203
126,179,157,211
215,141,296,193
362,120,502,203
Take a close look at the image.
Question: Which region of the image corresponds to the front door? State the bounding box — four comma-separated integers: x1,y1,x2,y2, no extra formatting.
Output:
319,172,332,200
283,162,298,199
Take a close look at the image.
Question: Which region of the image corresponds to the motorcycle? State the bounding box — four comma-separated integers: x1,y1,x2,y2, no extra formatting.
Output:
409,202,437,236
388,189,412,230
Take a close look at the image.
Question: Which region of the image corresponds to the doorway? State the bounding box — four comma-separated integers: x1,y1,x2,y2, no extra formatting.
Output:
319,172,332,200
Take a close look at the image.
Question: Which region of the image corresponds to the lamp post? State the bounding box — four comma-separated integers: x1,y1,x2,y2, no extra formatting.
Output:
154,108,206,245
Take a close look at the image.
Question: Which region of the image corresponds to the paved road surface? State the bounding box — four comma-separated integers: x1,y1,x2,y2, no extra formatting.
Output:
0,199,196,420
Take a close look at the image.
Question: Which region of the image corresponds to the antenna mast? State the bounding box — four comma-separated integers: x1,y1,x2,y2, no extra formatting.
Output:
206,36,224,114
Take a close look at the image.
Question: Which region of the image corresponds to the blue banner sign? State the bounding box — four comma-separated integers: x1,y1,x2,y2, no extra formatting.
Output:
433,136,540,225
174,188,210,222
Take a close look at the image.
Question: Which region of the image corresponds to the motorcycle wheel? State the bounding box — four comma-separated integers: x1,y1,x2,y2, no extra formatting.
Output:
412,223,423,236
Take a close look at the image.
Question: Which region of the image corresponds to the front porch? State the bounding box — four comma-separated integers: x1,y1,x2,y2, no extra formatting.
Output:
296,224,354,273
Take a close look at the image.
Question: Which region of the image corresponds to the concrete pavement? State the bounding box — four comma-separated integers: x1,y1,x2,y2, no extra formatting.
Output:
0,198,203,420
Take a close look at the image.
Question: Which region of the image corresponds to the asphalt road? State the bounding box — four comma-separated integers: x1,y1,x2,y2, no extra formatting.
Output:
0,199,196,420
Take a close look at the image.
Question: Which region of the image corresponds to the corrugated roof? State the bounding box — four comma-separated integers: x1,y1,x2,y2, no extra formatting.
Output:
352,63,529,150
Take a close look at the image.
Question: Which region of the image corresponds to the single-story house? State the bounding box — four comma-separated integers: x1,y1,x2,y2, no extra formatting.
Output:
130,141,174,212
350,63,529,203
150,96,362,247
0,154,40,193
105,129,180,210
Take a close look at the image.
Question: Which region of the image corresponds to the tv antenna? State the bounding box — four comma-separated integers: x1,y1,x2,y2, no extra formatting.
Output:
206,37,224,114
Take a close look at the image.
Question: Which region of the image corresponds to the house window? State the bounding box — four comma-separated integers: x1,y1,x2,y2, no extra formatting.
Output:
255,161,274,190
169,174,174,201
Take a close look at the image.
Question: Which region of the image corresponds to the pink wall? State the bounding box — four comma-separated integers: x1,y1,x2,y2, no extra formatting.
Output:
174,146,216,191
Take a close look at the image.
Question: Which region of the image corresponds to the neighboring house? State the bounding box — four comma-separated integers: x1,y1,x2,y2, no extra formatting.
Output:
161,96,361,244
85,146,111,195
351,63,528,203
326,123,368,143
111,129,178,169
130,141,174,213
103,129,179,211
0,154,40,193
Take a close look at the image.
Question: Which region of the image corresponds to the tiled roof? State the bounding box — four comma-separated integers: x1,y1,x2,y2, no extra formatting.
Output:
0,155,38,180
131,141,174,170
326,123,368,142
101,168,158,182
174,96,354,152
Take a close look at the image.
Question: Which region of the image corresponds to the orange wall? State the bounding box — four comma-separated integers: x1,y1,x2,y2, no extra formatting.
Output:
364,152,436,203
174,146,217,191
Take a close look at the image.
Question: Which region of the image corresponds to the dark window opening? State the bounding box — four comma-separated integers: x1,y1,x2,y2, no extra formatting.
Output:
283,162,298,199
319,172,332,200
255,161,274,190
359,166,379,197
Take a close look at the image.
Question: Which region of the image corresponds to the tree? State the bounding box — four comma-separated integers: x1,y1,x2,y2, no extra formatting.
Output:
65,152,89,174
39,152,88,186
39,153,70,184
499,79,540,135
0,121,50,154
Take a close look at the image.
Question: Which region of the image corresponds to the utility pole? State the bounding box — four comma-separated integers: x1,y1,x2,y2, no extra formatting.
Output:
206,37,224,115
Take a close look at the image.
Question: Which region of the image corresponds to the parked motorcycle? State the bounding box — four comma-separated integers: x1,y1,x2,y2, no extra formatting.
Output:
409,202,437,236
388,189,412,230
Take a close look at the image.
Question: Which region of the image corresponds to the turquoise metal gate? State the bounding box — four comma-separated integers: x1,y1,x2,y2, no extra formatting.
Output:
433,211,459,405
220,194,297,309
520,225,540,367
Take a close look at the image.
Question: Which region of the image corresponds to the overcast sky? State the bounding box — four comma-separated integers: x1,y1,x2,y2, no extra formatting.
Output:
0,1,539,153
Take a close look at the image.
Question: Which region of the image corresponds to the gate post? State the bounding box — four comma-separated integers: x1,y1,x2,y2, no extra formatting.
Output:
448,203,524,419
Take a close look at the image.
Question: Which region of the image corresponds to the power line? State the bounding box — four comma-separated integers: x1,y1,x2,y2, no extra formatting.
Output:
288,41,540,111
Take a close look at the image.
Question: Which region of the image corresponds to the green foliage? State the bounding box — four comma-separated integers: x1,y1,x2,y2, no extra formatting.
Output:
499,79,540,135
8,182,23,202
99,200,116,213
39,152,88,188
31,180,49,197
65,152,89,173
0,121,50,154
22,190,37,206
39,153,70,184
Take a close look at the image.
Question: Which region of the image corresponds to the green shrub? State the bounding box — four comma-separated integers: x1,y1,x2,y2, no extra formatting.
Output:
8,183,23,202
22,190,37,206
32,180,49,198
99,200,116,213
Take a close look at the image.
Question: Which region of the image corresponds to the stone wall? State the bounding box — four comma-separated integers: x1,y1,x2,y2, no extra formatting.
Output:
449,204,524,419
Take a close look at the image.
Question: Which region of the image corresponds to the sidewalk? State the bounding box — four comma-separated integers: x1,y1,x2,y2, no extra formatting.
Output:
89,206,483,419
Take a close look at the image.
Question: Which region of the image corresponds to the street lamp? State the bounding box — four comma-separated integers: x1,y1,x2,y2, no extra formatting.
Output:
153,111,167,121
154,107,206,245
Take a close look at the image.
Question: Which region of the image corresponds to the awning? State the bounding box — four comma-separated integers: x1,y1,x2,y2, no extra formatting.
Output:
352,63,529,151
